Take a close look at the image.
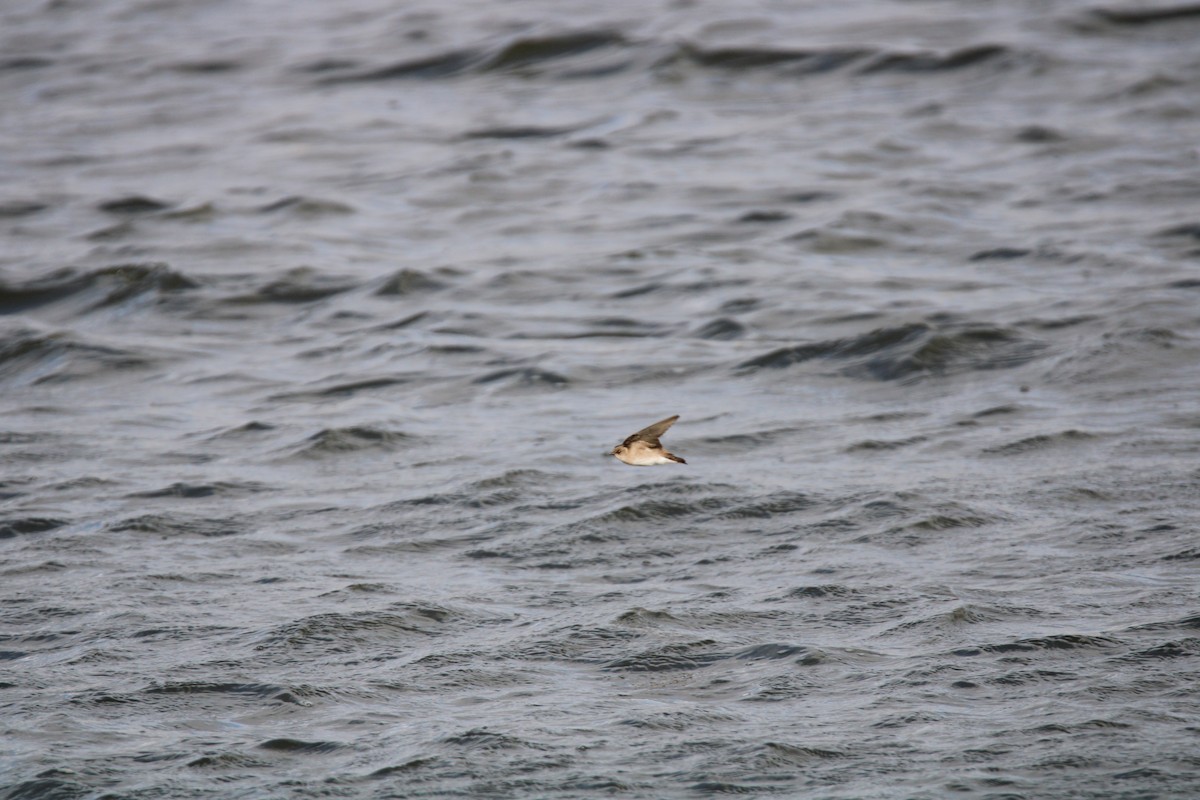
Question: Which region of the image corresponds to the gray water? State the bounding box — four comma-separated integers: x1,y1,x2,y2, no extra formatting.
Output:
3,1,1200,798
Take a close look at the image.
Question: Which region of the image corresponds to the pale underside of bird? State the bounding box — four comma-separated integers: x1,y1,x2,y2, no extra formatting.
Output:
611,415,686,466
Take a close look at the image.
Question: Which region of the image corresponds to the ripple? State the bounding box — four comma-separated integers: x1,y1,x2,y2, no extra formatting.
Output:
0,199,49,217
187,752,273,769
110,514,242,538
465,122,594,140
128,481,270,499
230,268,358,304
286,426,414,458
472,367,569,389
97,195,173,214
317,29,629,84
846,435,927,451
256,195,354,216
692,318,746,340
145,681,304,702
970,247,1032,260
1092,4,1200,25
590,497,726,524
983,429,1097,455
672,43,871,73
0,325,154,385
372,268,449,296
483,30,627,72
737,320,1045,381
270,376,411,401
0,263,198,316
859,44,1017,73
954,633,1121,657
255,610,448,655
603,640,728,672
317,49,484,82
758,742,850,765
785,585,859,599
0,517,68,538
441,728,538,750
717,492,815,519
258,738,346,754
734,643,810,661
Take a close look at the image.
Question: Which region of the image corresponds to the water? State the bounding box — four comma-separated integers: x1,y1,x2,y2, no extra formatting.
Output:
3,1,1200,797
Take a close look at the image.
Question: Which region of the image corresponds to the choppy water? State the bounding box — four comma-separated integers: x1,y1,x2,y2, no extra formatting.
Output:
3,1,1200,798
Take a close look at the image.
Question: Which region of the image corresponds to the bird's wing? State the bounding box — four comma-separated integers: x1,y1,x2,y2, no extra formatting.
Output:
623,415,679,447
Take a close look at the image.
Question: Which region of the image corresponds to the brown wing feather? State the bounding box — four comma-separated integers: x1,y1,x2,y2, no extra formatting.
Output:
622,415,679,447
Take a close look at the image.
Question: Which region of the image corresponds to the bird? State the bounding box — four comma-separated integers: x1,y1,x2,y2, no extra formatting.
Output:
611,415,686,466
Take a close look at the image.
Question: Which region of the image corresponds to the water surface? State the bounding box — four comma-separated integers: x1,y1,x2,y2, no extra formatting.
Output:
3,1,1200,797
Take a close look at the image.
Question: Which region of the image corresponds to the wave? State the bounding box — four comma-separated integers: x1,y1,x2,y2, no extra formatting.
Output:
311,31,1033,85
952,633,1120,657
983,429,1097,456
0,263,197,316
109,514,242,538
229,267,358,304
1091,4,1200,25
472,366,570,389
0,516,68,538
285,426,414,458
127,481,271,499
0,325,154,385
315,30,628,83
737,320,1046,381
